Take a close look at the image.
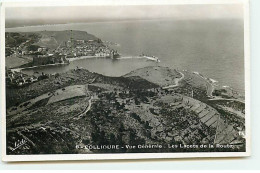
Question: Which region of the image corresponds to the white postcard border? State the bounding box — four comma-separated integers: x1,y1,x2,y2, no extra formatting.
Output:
0,0,251,162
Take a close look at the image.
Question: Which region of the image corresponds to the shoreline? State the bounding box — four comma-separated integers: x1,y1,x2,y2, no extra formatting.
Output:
8,64,245,107
68,56,100,62
10,63,69,73
68,55,148,62
9,57,244,99
10,55,155,73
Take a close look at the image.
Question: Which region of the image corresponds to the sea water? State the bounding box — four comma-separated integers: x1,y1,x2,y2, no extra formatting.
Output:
6,19,245,93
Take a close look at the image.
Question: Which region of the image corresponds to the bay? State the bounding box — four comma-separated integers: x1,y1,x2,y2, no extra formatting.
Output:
6,19,245,93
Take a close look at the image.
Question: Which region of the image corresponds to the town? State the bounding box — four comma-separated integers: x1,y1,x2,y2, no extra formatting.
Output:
6,68,49,87
5,30,121,87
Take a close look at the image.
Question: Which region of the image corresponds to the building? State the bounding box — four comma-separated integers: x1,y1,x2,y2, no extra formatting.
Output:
33,54,69,66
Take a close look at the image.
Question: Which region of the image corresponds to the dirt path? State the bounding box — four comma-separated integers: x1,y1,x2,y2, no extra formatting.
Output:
73,96,93,120
73,85,93,120
206,82,215,98
162,71,184,89
192,72,216,98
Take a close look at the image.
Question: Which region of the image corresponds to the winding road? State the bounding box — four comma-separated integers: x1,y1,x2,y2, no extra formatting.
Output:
73,96,93,120
192,72,216,98
162,71,185,89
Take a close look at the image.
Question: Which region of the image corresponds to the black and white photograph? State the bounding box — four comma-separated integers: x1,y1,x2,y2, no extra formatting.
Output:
1,0,250,161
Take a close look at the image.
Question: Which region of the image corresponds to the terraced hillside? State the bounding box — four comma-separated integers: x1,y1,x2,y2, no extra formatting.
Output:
6,66,246,154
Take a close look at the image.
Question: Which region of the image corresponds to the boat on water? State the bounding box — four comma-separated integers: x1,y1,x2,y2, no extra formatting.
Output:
139,54,160,62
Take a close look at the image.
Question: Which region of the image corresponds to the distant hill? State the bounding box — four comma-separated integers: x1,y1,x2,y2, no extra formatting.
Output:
6,30,99,50
35,30,98,49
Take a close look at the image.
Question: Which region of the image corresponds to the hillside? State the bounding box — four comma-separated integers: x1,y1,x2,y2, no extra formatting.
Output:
6,68,158,108
6,66,246,154
6,30,99,50
124,66,182,87
35,30,98,49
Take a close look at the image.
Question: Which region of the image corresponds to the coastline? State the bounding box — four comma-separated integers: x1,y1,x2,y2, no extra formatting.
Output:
10,55,154,73
10,62,69,73
68,56,99,62
68,55,148,62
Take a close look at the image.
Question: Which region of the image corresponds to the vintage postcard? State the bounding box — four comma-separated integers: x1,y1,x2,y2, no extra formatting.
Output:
1,0,250,161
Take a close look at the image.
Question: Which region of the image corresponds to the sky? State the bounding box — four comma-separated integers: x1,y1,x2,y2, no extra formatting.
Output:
5,4,244,27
